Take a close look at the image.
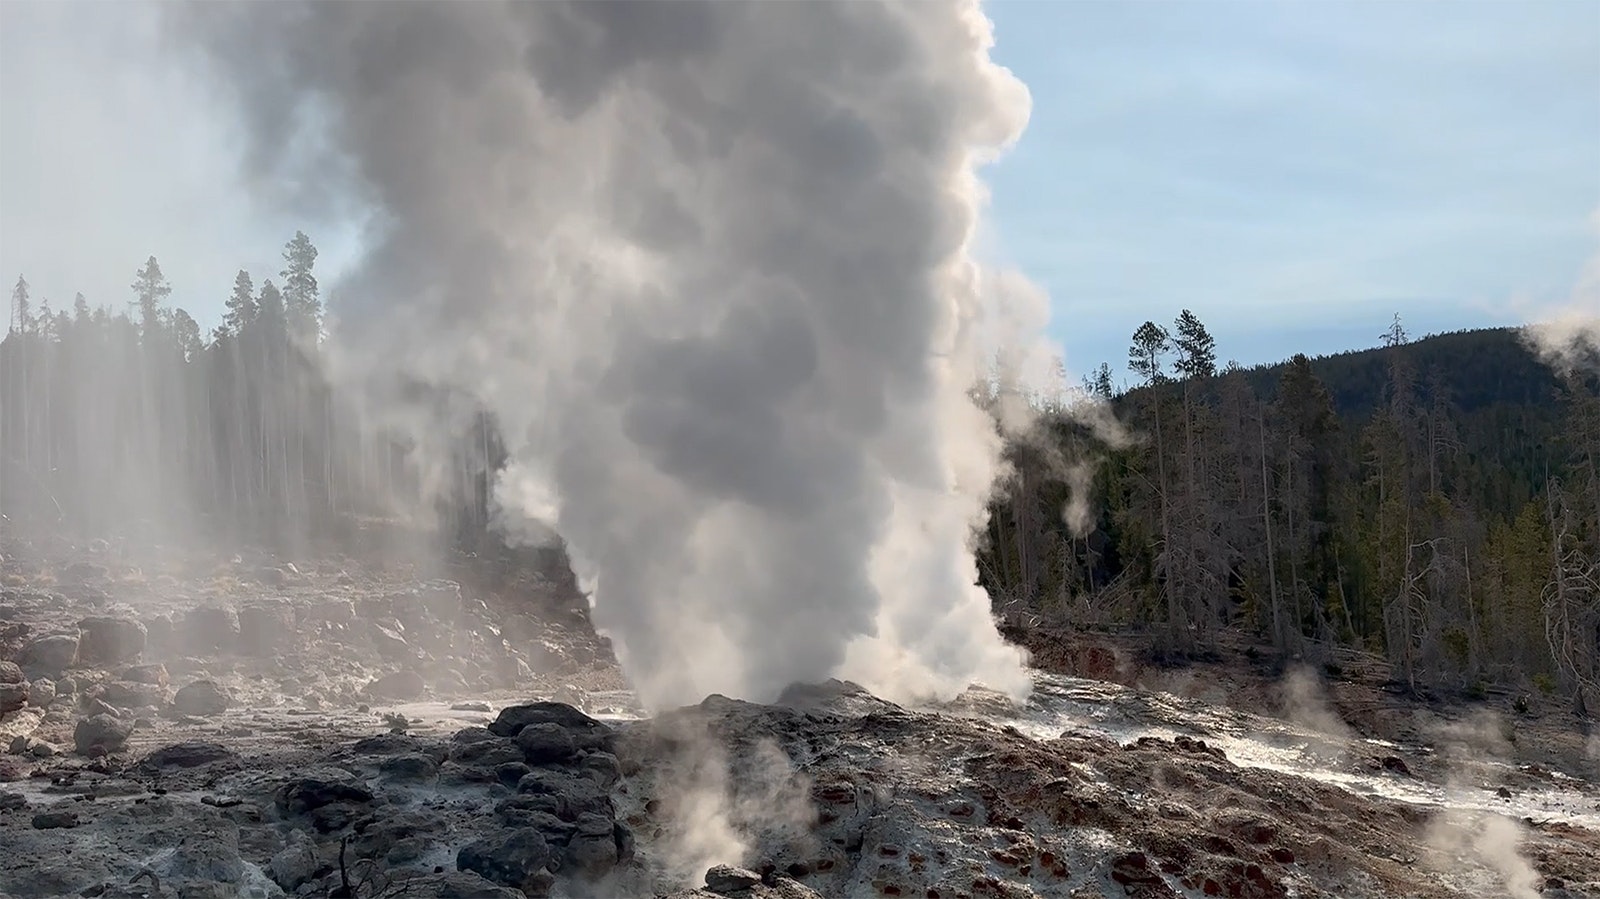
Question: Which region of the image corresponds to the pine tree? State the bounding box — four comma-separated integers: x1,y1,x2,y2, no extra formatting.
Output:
72,293,89,324
171,309,202,362
130,256,171,340
223,270,257,336
1128,321,1171,387
1382,313,1408,348
281,231,320,342
1173,310,1217,380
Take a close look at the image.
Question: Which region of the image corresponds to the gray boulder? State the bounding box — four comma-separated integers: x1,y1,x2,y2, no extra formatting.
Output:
76,616,146,665
173,680,232,716
489,701,614,751
563,813,621,879
456,827,551,888
21,633,78,675
516,721,578,764
73,713,133,756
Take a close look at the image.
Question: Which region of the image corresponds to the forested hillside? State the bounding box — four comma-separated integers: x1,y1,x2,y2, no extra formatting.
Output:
4,241,1597,710
981,312,1600,711
0,235,500,557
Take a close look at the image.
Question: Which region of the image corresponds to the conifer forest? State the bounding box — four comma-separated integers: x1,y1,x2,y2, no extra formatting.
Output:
3,235,1598,710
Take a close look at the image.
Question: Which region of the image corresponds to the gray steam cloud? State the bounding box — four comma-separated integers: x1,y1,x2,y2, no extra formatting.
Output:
171,1,1044,709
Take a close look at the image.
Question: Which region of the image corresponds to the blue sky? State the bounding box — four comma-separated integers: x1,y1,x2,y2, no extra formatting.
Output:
983,0,1600,379
1,0,1596,381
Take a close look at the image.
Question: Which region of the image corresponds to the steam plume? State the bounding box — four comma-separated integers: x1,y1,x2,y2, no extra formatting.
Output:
1520,207,1600,376
172,1,1043,709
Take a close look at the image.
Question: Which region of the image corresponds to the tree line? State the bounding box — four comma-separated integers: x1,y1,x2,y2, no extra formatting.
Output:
5,242,1597,708
0,234,500,558
978,311,1600,711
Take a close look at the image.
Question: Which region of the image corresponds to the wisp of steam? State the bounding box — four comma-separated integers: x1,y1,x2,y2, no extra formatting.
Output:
172,1,1048,710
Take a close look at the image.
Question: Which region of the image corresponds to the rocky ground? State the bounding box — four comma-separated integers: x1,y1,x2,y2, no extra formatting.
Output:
2,536,1598,898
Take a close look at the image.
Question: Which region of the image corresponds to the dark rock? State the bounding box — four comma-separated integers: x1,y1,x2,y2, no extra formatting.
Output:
76,616,145,665
496,761,534,787
118,663,169,687
449,736,524,768
564,813,621,879
498,794,565,822
267,832,325,891
1111,852,1175,895
142,742,236,769
1379,755,1412,777
309,803,361,833
21,633,79,675
0,791,26,810
385,871,525,899
100,680,166,708
182,607,238,653
489,701,614,750
456,827,552,888
579,751,623,789
452,726,496,744
516,769,612,821
614,821,635,863
32,810,79,829
351,810,447,860
0,660,22,683
366,670,425,700
352,733,442,758
498,804,576,842
276,774,375,815
517,722,578,764
74,714,133,756
379,753,439,781
0,681,26,715
706,864,762,893
238,599,294,656
173,680,232,716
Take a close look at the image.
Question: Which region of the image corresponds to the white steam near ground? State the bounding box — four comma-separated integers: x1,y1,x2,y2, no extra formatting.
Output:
168,1,1057,711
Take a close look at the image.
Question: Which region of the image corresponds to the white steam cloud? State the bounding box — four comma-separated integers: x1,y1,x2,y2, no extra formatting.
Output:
172,1,1045,709
1519,206,1600,376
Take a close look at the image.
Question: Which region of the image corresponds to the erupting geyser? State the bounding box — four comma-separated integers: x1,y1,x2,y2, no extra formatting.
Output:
175,0,1052,709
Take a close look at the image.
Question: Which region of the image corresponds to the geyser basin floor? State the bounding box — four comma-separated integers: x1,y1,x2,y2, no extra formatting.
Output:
3,550,1599,898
